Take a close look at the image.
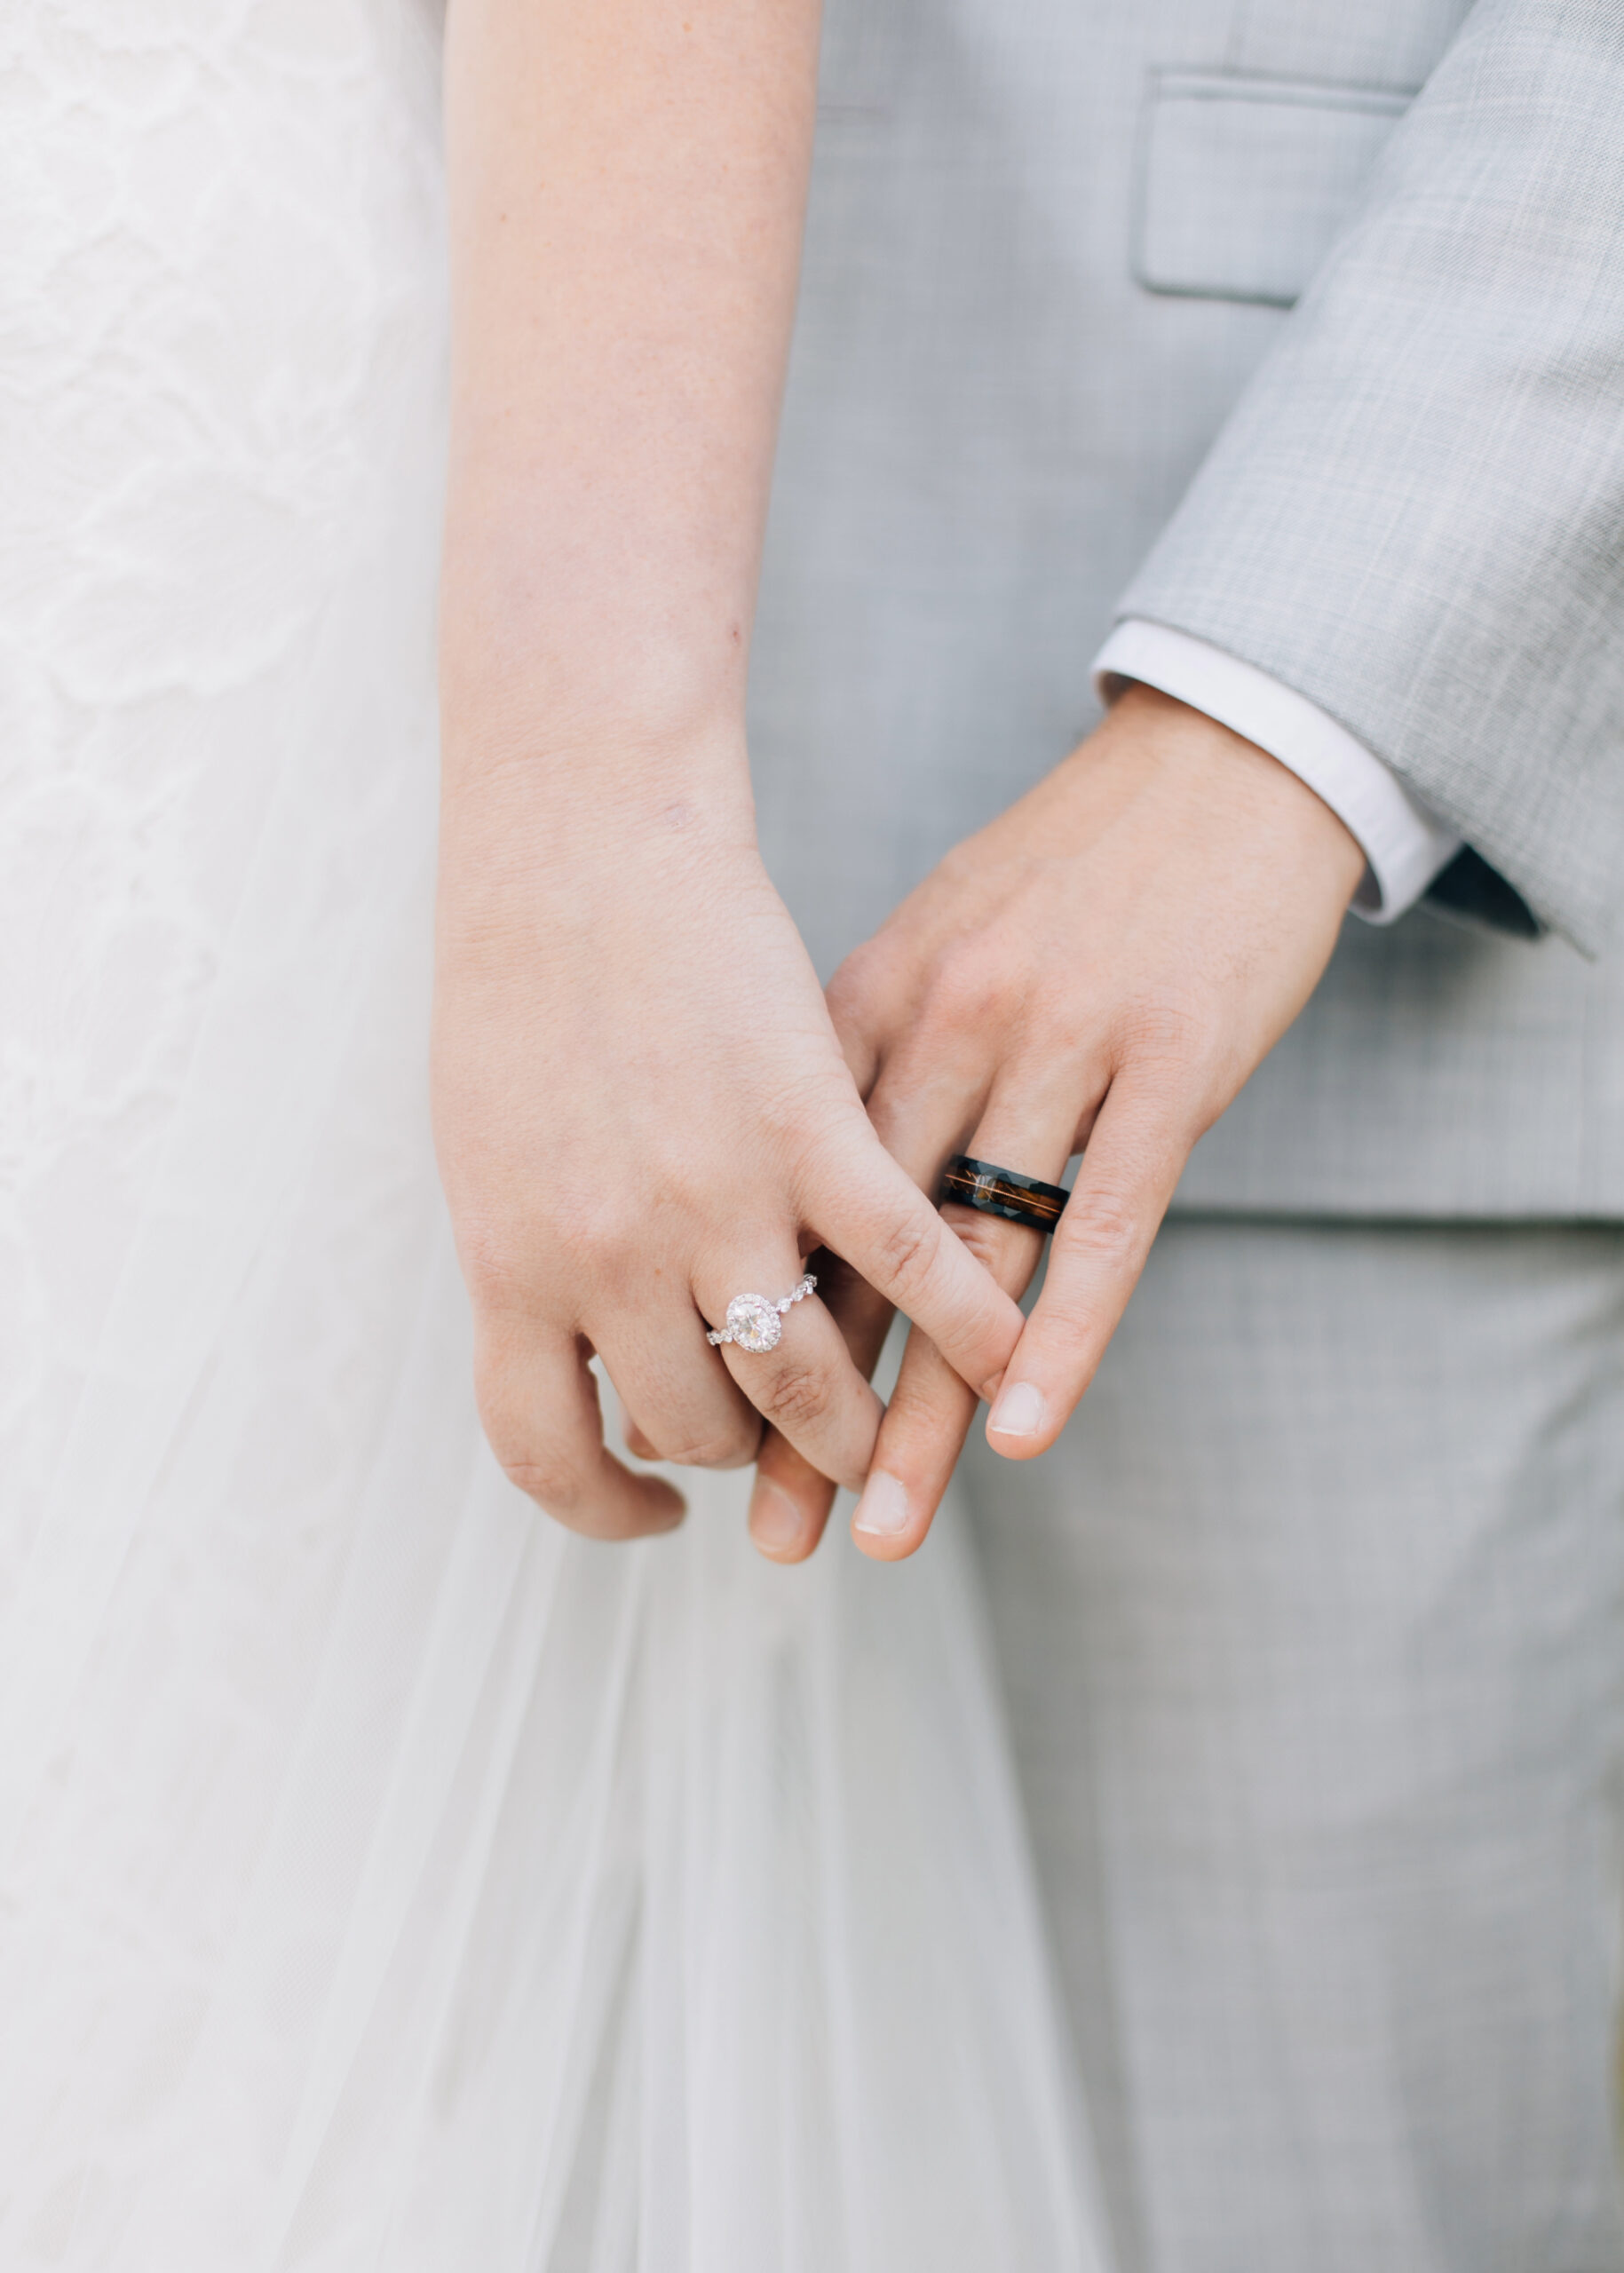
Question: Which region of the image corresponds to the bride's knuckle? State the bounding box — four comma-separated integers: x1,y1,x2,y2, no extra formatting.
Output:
472,1374,581,1511
495,1443,586,1517
456,1192,621,1313
565,1185,640,1268
528,1198,651,1305
762,1359,835,1435
767,1075,855,1168
665,1418,762,1469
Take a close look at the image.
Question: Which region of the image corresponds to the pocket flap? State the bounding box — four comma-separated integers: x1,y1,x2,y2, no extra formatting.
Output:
1135,69,1412,308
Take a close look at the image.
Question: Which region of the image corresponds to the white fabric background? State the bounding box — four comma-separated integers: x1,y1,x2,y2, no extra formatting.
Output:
0,5,1105,2264
963,1218,1624,2273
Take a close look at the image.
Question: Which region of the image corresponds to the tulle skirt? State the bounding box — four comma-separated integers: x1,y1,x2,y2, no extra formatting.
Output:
0,4,1105,2262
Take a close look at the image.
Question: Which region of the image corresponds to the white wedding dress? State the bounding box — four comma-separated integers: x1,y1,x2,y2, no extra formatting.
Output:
0,4,1107,2265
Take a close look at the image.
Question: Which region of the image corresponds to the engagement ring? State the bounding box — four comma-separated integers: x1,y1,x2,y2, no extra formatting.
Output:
707,1274,818,1353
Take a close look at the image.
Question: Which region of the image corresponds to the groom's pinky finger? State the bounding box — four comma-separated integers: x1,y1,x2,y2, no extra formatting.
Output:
985,1080,1192,1459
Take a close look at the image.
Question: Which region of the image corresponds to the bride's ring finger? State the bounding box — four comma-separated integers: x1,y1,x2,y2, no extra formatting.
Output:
699,1254,885,1493
746,1246,899,1560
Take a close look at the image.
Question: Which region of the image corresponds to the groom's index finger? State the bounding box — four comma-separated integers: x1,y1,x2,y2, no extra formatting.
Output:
848,1174,1055,1562
986,1077,1188,1455
812,1138,1024,1397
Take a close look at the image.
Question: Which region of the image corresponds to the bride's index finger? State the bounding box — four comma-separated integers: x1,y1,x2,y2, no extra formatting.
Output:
811,1138,1025,1400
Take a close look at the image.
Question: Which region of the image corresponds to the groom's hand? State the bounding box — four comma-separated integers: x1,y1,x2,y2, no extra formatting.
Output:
747,685,1365,1563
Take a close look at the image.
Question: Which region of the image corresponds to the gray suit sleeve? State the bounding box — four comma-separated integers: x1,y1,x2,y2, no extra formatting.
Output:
1117,0,1624,952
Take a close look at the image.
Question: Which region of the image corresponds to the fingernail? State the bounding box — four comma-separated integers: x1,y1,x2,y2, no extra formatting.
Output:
749,1477,808,1554
988,1381,1046,1439
852,1471,912,1538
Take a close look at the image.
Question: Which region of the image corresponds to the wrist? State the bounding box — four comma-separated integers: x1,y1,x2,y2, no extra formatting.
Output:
439,543,757,850
436,730,760,931
440,697,753,811
440,489,759,800
1092,685,1366,899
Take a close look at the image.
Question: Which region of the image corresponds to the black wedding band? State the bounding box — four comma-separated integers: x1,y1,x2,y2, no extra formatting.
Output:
939,1154,1071,1235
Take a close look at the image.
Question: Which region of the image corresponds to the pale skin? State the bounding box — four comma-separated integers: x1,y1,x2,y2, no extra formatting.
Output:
435,0,1365,1549
438,0,1026,1537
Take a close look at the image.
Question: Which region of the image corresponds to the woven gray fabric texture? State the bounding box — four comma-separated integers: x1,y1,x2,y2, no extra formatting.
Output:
960,1216,1624,2273
751,0,1624,1215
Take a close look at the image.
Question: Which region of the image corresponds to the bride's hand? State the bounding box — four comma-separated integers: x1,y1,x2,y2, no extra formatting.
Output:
432,0,1025,1539
432,755,1026,1539
747,685,1367,1563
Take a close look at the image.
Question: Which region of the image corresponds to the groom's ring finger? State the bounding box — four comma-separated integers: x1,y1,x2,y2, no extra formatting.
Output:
701,1261,885,1493
935,1151,1066,1314
852,1097,1076,1556
939,1154,1072,1236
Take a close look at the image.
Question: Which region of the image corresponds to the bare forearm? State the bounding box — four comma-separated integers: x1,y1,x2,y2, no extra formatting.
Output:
431,0,1026,1550
440,0,820,787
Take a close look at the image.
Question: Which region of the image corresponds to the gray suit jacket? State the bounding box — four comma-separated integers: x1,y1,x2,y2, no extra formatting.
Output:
749,0,1624,1216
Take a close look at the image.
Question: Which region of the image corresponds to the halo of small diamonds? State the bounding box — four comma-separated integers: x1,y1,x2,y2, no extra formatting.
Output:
707,1273,817,1351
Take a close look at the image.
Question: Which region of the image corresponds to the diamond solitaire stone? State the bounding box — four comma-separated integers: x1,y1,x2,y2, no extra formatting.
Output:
707,1275,816,1350
724,1293,781,1353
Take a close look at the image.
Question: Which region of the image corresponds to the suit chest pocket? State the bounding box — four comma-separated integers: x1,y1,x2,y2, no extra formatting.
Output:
1134,69,1412,308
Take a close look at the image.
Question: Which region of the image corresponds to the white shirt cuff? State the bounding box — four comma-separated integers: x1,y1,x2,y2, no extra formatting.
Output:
1092,622,1462,923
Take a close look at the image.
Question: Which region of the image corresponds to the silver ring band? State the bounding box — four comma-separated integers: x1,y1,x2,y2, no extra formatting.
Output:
707,1274,818,1353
